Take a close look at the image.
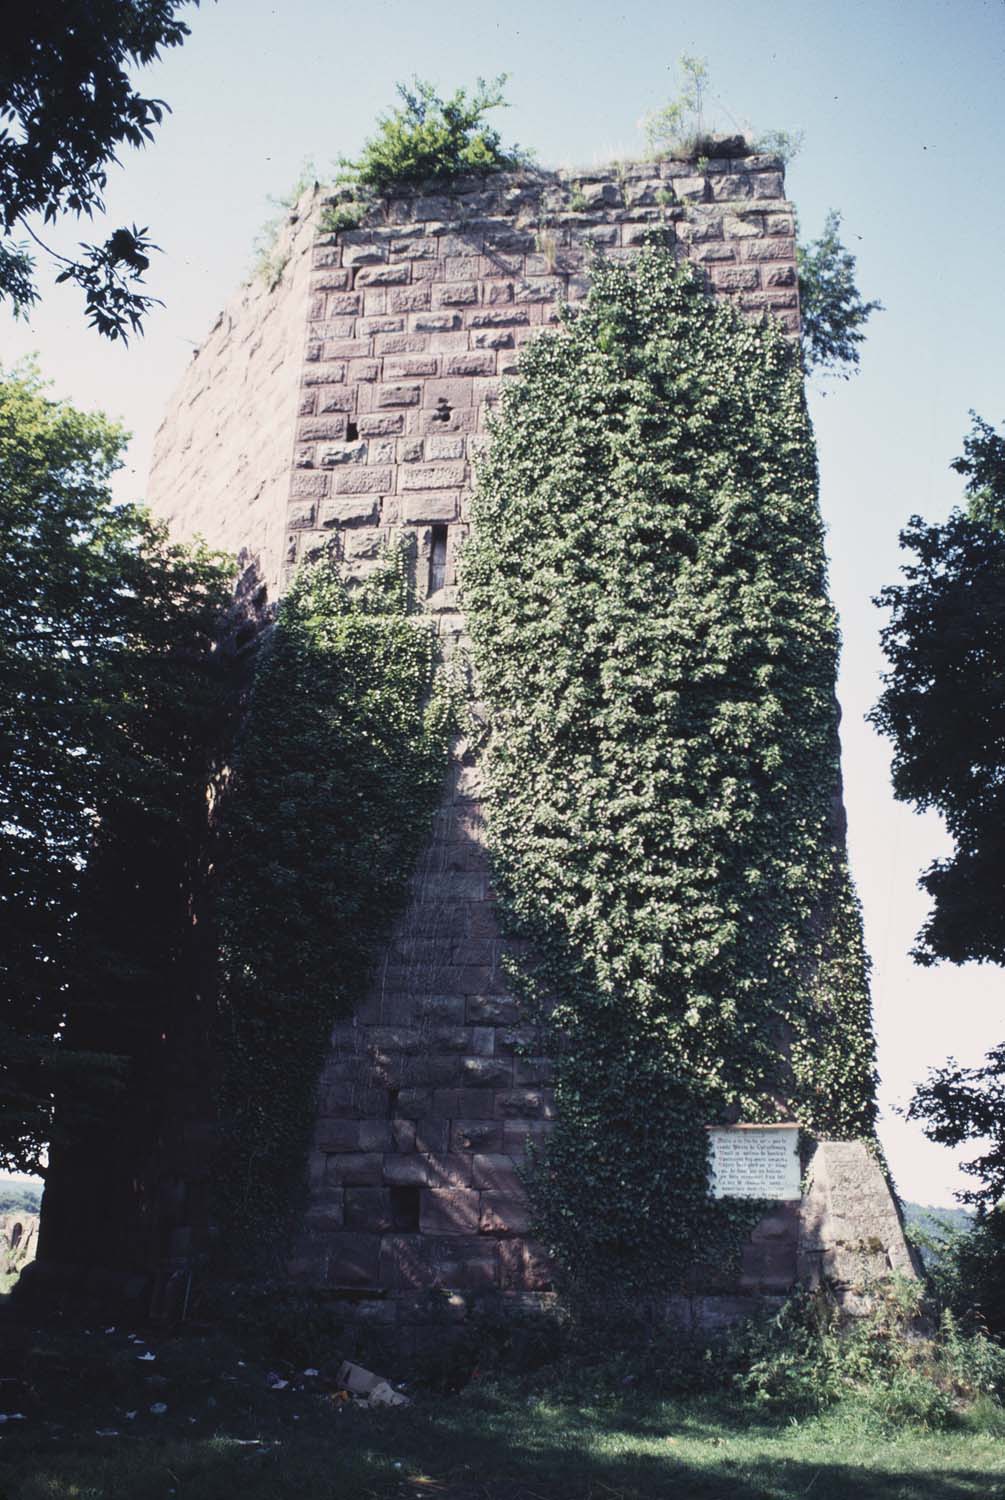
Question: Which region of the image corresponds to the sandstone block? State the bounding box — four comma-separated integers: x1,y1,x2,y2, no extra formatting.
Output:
514,277,563,303
355,264,411,286
467,308,530,329
460,1057,512,1088
343,243,387,267
318,497,378,528
289,472,329,497
324,1232,381,1285
425,434,465,459
420,1187,480,1235
480,1193,530,1236
287,500,315,528
445,351,497,377
303,1194,344,1232
314,1119,360,1150
376,383,421,408
358,413,404,436
333,466,392,495
423,1153,474,1188
401,463,466,491
414,1118,451,1153
391,237,438,259
711,265,760,292
396,1088,433,1117
331,1152,383,1185
444,255,482,280
432,1088,496,1119
401,492,460,523
466,995,519,1025
385,354,439,378
383,1156,432,1186
344,1187,394,1232
326,292,362,315
433,282,479,307
472,1153,523,1194
412,312,461,332
392,1118,416,1153
451,1119,504,1153
319,439,367,465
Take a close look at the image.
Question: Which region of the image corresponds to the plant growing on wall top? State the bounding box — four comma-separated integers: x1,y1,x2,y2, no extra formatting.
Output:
337,75,532,193
641,54,803,162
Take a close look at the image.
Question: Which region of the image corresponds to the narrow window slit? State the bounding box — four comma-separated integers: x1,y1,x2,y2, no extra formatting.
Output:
428,524,448,594
346,419,359,440
390,1186,420,1231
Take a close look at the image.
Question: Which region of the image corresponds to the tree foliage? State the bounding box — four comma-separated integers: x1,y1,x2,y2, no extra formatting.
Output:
870,415,1005,966
0,364,233,1174
463,251,875,1292
798,210,883,378
874,415,1005,1219
0,3,198,339
211,543,453,1265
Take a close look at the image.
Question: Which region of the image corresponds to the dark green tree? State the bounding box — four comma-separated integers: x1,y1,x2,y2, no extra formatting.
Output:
870,415,1005,967
1,3,199,339
0,364,233,1176
873,415,1005,1238
798,210,883,377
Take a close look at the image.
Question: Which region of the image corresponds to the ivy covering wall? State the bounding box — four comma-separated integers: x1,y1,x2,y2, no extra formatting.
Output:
462,250,877,1292
211,545,452,1267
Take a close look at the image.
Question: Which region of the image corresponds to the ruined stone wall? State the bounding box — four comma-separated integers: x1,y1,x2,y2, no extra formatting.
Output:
146,194,318,597
276,157,803,1343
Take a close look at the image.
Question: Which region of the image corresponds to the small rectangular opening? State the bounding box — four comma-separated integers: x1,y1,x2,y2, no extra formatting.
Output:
390,1185,421,1231
428,524,448,594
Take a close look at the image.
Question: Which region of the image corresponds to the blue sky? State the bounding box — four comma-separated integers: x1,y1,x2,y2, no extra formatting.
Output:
5,0,1004,1205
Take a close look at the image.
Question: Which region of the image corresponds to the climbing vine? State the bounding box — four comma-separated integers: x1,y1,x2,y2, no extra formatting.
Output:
462,250,876,1293
212,543,452,1268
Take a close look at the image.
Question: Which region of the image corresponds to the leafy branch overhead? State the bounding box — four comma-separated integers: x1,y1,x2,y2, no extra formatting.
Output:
0,2,198,339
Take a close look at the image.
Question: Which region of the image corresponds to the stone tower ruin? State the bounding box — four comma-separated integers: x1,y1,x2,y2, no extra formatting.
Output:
138,155,914,1343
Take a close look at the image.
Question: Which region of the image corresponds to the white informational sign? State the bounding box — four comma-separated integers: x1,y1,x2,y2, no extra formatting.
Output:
707,1124,801,1201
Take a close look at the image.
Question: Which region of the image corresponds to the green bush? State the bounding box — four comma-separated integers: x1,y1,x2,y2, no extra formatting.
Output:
735,1278,1005,1425
338,76,531,194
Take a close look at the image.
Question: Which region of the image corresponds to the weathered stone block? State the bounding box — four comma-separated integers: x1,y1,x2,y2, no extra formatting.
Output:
332,466,393,495
480,1193,530,1236
325,1232,381,1285
420,1188,480,1234
400,463,466,491
344,1187,394,1232
331,1152,384,1185
434,282,479,307
375,383,421,409
358,413,404,437
472,1154,522,1193
401,492,460,524
319,439,367,466
383,1156,432,1186
319,497,379,526
355,264,411,286
451,1119,504,1153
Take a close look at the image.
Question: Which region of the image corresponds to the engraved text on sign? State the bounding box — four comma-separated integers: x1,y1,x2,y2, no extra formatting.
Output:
708,1125,801,1200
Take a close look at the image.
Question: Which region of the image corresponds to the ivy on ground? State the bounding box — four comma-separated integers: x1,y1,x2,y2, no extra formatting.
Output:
462,250,877,1293
212,543,452,1269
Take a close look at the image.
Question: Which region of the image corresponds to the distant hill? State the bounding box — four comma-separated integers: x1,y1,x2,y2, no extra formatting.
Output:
0,1177,42,1216
902,1201,974,1236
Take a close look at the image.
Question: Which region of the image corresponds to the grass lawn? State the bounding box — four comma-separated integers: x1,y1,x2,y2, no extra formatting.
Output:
1,1322,1004,1500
